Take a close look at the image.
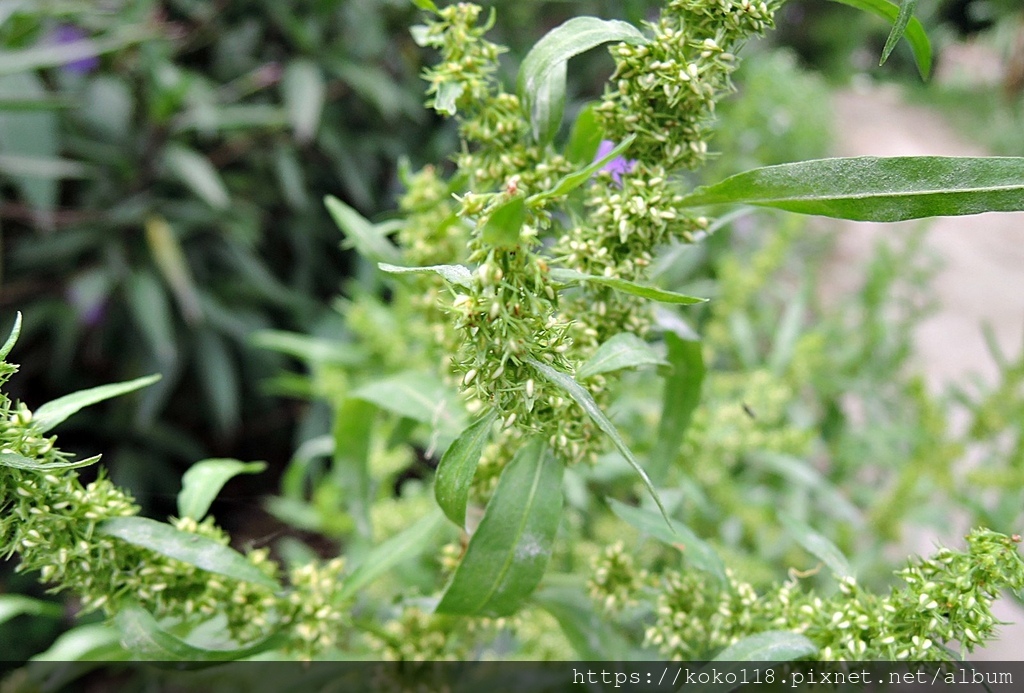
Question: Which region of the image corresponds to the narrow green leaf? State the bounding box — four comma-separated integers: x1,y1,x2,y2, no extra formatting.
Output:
282,59,325,143
410,0,438,11
528,59,566,145
195,329,240,438
0,73,58,217
530,136,636,205
607,499,726,585
126,271,176,365
827,0,931,78
32,374,161,433
677,156,1024,222
437,438,563,616
145,215,202,323
0,452,102,471
178,459,267,521
576,333,667,381
0,595,61,626
116,604,285,664
687,632,818,693
0,27,150,75
338,511,447,600
332,397,375,541
480,196,527,248
779,514,853,579
767,287,807,373
30,622,125,662
163,144,229,210
533,580,636,659
550,267,707,304
378,262,473,288
324,195,401,264
518,17,647,143
881,0,918,66
0,153,90,179
564,103,603,165
250,330,365,366
0,312,22,360
648,332,704,483
99,517,280,591
352,371,465,436
435,410,498,528
527,358,671,526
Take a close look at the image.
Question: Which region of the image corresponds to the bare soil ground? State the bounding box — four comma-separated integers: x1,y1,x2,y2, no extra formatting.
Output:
826,82,1024,659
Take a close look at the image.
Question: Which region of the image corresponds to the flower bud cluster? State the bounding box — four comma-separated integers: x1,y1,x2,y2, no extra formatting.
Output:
588,540,649,612
596,0,778,171
643,530,1024,661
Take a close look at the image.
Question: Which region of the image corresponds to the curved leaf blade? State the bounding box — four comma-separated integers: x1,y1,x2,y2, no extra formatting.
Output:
677,156,1024,222
550,267,707,304
99,517,280,591
178,459,267,521
648,332,704,484
116,604,285,665
608,499,726,585
881,0,918,67
779,514,853,579
0,311,21,360
0,595,62,626
282,59,325,143
518,17,647,143
530,135,636,205
576,333,667,381
325,195,401,264
826,0,931,79
436,438,564,617
435,410,498,528
32,374,161,433
163,145,229,210
378,262,473,288
687,632,818,693
0,452,102,471
339,511,447,600
527,358,671,527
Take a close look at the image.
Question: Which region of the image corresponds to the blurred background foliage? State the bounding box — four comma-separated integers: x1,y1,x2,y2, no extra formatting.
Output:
1,0,1023,664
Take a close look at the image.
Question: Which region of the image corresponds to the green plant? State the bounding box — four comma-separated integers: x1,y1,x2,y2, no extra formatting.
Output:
2,0,1024,674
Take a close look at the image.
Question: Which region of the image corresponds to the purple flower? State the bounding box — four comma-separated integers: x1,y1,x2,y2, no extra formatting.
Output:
594,139,636,186
47,24,100,75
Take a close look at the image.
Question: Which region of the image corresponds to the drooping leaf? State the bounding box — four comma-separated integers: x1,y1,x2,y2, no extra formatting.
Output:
378,262,473,288
324,195,401,264
30,622,125,662
480,196,527,248
687,632,818,693
550,267,706,304
352,371,465,436
779,514,853,579
163,144,230,210
576,333,667,381
518,17,647,143
0,452,102,471
435,410,498,528
881,0,919,67
282,59,325,143
115,604,284,665
677,156,1024,222
250,330,365,366
0,312,22,360
338,511,447,600
436,438,564,616
32,374,161,433
530,136,636,205
607,499,726,585
145,215,202,323
177,459,267,521
648,332,704,484
0,595,61,626
99,517,280,591
533,579,637,659
527,358,671,526
827,0,931,78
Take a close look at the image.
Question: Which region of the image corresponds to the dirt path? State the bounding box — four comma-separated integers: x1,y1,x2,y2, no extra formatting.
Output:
827,82,1024,659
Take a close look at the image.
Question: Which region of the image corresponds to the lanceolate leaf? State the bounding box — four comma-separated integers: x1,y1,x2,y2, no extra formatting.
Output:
282,59,325,143
608,499,726,585
99,517,280,591
177,459,267,521
351,371,466,437
527,358,671,527
116,603,285,665
779,514,853,579
0,595,62,626
0,312,21,360
530,135,636,204
32,374,161,433
518,17,647,143
677,156,1024,222
550,268,706,304
435,410,499,528
339,511,447,600
0,452,102,471
576,333,667,381
325,195,402,264
826,0,931,79
648,332,704,483
378,262,473,288
436,438,564,617
881,0,919,67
